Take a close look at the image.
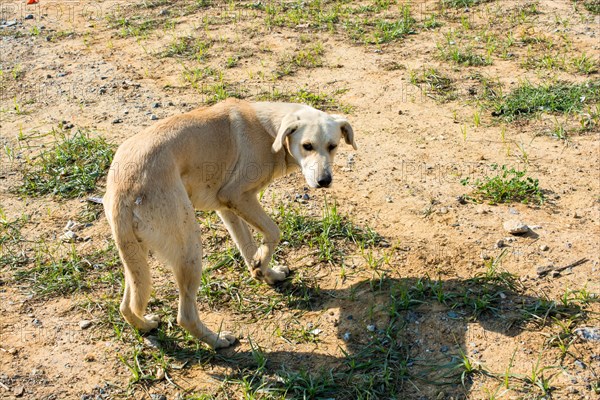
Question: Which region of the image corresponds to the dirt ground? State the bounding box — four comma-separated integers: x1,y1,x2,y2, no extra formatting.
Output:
1,0,599,399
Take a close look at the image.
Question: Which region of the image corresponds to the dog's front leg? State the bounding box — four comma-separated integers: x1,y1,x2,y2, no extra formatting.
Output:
220,194,288,285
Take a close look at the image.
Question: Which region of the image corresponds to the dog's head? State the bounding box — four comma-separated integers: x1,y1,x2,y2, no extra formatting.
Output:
272,108,356,188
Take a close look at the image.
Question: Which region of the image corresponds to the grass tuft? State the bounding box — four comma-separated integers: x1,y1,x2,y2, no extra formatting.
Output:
18,129,114,198
461,164,544,205
491,80,600,120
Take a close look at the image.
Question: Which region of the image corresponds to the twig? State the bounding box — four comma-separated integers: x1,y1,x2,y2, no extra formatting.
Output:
536,258,588,277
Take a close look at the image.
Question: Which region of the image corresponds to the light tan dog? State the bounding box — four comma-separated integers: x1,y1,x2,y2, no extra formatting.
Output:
103,99,355,349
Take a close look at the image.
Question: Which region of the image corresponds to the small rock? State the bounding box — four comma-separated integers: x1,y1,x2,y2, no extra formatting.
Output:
496,239,505,248
550,270,561,278
24,14,34,20
385,196,393,203
539,244,549,251
574,360,586,369
150,395,167,400
574,327,600,342
60,230,78,242
573,211,581,219
32,318,42,327
155,367,165,381
302,193,310,201
440,345,449,353
144,335,160,349
366,324,376,332
480,252,491,260
14,386,25,397
65,220,83,232
84,353,95,362
5,20,18,27
150,114,158,120
456,195,467,205
79,320,92,330
342,332,351,341
503,220,529,234
309,328,322,336
447,311,459,319
152,102,161,108
438,207,448,214
112,118,123,124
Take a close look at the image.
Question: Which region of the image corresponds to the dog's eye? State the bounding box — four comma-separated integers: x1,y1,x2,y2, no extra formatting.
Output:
302,143,313,151
328,144,337,152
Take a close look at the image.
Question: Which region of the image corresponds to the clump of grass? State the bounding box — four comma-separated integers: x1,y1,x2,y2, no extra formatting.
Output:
439,44,492,67
460,164,544,205
409,68,457,102
14,244,121,298
491,80,600,120
442,0,495,8
276,43,324,78
574,0,600,14
0,211,29,269
18,129,114,198
161,36,212,60
106,15,158,38
259,88,352,113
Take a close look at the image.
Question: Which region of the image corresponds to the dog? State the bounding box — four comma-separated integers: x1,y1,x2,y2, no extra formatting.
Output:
103,99,356,349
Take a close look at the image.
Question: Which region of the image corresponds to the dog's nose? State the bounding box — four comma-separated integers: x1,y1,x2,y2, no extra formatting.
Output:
317,175,332,188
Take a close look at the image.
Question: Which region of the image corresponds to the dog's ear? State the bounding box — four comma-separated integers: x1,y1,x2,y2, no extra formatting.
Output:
272,115,300,153
332,115,357,150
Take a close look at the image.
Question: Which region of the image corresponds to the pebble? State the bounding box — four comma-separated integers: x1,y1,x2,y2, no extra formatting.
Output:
79,320,92,330
438,207,448,214
14,386,25,397
447,311,459,319
84,353,95,362
385,196,393,203
574,327,600,342
150,114,158,120
60,230,78,242
503,220,529,234
574,360,586,369
144,336,160,349
152,102,161,108
24,14,34,20
302,193,310,201
539,244,549,251
342,332,351,341
496,239,505,248
155,367,165,381
112,118,123,124
440,345,449,353
366,324,376,332
5,20,18,27
150,395,166,400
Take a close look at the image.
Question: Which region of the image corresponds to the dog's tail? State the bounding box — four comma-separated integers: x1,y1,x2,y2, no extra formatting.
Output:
104,192,152,324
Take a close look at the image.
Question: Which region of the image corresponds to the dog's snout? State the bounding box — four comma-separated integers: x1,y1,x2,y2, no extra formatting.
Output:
317,175,332,188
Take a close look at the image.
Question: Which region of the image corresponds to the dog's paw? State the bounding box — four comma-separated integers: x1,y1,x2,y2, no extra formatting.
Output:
212,331,237,349
264,264,290,285
142,314,160,330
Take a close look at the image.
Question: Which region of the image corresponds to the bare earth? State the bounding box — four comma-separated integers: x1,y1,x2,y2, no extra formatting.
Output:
1,1,599,399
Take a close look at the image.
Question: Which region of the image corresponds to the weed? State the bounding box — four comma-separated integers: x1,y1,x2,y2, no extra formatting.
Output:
461,164,544,205
161,36,212,60
443,0,495,7
275,43,324,78
17,129,114,198
491,80,600,120
439,44,492,67
410,68,457,102
571,53,599,74
259,88,352,113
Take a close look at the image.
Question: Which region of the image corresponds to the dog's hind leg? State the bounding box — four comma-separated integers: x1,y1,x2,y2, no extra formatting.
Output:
169,207,237,349
118,242,160,331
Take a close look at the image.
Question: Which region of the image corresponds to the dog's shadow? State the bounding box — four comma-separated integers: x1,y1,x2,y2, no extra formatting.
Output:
153,274,583,398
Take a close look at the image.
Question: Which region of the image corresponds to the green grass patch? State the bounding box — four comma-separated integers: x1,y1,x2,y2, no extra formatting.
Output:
259,88,352,113
18,129,114,198
161,36,213,60
439,44,492,67
14,243,121,298
276,199,383,263
491,80,600,120
442,0,495,7
275,43,324,78
461,164,544,205
410,68,457,102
